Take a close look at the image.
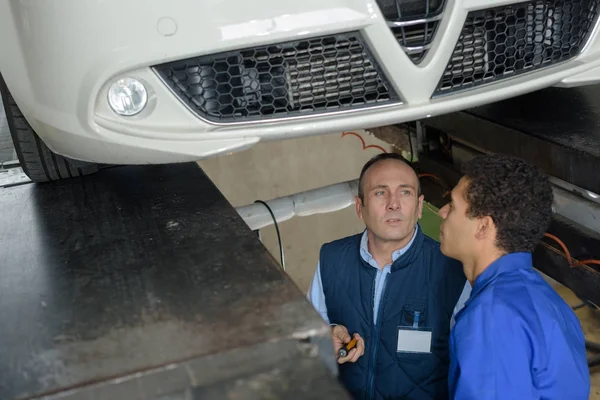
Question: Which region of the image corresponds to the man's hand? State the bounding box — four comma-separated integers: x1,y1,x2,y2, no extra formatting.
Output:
332,325,365,364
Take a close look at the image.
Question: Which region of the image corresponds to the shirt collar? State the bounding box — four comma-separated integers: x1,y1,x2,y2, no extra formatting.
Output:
359,224,419,268
468,252,533,303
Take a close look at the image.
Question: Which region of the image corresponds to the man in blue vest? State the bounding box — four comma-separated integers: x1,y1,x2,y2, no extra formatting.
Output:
308,153,469,399
438,154,590,399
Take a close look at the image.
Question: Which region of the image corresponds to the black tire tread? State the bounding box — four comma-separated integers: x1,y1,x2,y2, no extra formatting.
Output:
0,75,99,183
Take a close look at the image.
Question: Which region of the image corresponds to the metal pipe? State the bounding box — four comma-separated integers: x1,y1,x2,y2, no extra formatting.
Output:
551,184,600,235
237,173,600,237
236,180,359,231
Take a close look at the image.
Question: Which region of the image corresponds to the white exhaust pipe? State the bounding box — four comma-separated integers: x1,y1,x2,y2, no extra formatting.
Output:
236,179,359,231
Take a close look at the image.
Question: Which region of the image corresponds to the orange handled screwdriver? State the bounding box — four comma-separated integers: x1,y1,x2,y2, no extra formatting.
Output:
338,336,358,358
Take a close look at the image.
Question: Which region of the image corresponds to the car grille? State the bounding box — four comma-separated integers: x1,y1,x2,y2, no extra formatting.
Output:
377,0,445,64
152,33,399,123
434,0,600,95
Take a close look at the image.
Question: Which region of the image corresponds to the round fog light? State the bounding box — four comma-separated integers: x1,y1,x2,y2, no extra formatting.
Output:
108,77,148,116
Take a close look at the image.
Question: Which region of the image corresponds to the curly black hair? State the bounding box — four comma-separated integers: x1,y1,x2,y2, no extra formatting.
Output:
462,154,554,253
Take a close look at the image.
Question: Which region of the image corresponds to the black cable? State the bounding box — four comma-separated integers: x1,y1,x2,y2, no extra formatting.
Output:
254,200,285,271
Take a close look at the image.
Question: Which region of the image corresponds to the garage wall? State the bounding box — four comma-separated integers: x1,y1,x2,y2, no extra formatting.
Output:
198,129,394,293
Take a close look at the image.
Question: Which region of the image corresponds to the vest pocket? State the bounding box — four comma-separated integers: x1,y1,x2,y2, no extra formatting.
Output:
396,298,430,364
397,351,432,364
399,298,427,328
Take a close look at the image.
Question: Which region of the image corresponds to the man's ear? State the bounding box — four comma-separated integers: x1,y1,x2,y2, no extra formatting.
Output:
417,194,424,219
475,216,494,240
355,196,364,221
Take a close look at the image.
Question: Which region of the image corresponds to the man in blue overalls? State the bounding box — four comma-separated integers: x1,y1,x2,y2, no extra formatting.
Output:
438,154,590,399
308,153,470,399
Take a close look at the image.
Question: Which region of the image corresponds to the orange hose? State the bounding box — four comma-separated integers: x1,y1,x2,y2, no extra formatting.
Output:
418,173,444,185
543,233,573,265
572,259,600,267
543,233,600,271
341,131,388,154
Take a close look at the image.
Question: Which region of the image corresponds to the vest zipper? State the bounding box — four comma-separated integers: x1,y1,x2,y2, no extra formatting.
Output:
366,274,389,400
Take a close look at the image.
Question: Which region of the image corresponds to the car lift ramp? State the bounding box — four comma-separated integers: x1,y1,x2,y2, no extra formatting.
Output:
0,163,348,400
414,84,600,369
419,84,600,307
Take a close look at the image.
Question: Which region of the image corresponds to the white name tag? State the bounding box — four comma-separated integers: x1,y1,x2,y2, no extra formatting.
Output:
397,328,432,353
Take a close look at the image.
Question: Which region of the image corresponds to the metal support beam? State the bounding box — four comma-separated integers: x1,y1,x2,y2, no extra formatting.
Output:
0,163,347,400
425,87,600,196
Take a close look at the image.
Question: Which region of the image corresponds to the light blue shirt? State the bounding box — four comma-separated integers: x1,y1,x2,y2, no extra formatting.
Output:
307,225,471,326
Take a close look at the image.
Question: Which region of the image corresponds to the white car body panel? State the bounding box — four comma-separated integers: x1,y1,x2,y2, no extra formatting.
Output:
1,0,600,164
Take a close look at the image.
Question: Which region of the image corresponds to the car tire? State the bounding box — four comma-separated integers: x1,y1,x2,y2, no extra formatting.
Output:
0,75,99,183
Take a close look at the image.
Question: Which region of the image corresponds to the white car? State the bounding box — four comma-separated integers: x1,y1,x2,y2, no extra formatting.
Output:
2,0,600,182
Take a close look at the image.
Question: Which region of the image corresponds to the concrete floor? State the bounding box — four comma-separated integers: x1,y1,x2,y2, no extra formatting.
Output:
199,130,600,399
557,286,600,399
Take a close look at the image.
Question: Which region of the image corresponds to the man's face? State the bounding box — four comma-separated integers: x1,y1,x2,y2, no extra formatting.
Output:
438,177,479,261
356,159,423,244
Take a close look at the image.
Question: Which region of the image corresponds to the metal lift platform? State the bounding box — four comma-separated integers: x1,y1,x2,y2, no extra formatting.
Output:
412,84,600,370
3,84,600,399
418,84,600,307
0,163,347,400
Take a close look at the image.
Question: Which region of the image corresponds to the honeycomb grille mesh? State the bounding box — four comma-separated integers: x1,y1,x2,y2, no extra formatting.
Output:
393,22,440,64
435,0,600,95
377,0,445,64
153,33,399,123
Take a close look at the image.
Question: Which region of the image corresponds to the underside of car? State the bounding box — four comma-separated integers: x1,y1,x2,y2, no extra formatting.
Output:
2,0,600,180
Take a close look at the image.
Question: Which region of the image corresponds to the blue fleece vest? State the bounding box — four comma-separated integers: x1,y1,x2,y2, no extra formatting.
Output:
320,226,466,400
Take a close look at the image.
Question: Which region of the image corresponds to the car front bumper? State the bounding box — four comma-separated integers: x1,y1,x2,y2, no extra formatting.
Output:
2,0,600,164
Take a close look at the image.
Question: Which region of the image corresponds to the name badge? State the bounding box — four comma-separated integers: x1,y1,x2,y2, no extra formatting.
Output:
397,311,432,354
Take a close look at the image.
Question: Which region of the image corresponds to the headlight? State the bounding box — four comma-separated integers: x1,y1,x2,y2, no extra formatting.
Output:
107,77,148,116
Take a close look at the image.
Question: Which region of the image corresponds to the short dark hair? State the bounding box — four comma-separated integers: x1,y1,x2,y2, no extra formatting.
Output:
462,154,554,253
358,153,420,202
